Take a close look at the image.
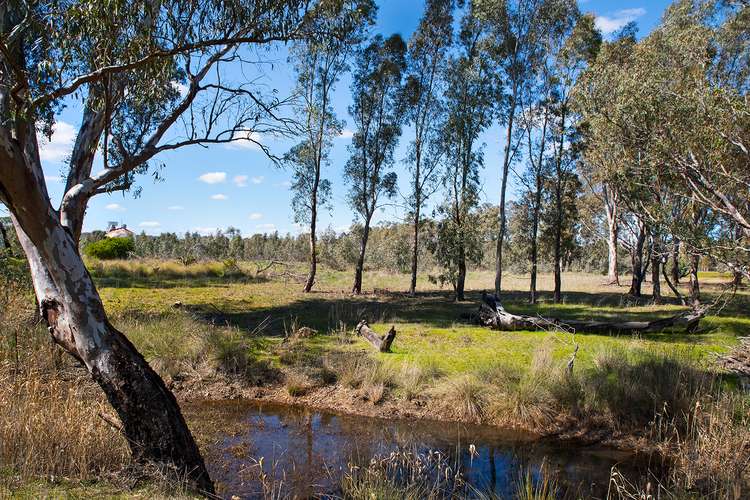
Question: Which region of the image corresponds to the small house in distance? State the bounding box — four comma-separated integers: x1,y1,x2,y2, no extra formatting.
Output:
105,221,134,239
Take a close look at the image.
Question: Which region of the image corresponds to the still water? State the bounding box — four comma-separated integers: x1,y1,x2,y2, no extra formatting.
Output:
187,400,647,499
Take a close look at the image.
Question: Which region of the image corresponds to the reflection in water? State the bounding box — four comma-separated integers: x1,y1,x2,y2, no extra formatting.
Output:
188,400,640,499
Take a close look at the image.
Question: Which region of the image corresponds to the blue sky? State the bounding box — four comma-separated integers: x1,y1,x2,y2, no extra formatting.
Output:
35,1,672,237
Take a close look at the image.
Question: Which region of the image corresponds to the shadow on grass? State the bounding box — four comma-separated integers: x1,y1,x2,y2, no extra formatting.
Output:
170,286,749,342
92,273,268,289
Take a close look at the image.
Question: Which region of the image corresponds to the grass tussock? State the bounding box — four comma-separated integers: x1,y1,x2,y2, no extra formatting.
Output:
0,277,129,484
0,354,129,482
432,375,489,421
341,450,466,500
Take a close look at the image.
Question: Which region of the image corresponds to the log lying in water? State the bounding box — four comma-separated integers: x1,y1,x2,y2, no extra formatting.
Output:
356,320,396,352
478,293,705,335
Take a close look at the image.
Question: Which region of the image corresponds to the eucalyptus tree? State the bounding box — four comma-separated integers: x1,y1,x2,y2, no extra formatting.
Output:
472,0,571,295
575,26,639,286
0,1,337,491
544,10,600,303
434,9,496,301
516,53,554,303
345,34,406,294
285,0,375,293
402,0,453,296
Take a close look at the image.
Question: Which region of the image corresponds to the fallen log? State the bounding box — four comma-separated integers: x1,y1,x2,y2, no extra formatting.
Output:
478,293,705,335
356,320,396,352
718,337,750,377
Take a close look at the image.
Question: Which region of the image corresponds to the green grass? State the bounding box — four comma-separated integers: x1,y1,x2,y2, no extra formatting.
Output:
92,261,750,431
96,261,748,382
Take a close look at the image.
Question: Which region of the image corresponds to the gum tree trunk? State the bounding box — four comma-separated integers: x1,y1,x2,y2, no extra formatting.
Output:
456,242,467,301
409,202,420,296
495,84,518,296
688,253,701,307
671,238,681,284
651,251,661,303
603,185,619,285
303,198,317,293
353,219,371,294
529,177,542,304
629,219,648,297
0,136,213,494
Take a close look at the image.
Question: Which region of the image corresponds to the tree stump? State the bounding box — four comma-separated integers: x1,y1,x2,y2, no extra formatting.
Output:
356,320,396,352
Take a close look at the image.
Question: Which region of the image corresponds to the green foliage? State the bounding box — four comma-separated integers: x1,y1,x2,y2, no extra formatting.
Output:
83,237,134,260
345,34,407,221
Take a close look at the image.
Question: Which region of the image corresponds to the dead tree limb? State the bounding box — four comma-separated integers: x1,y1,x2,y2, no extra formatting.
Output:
356,320,396,352
478,293,705,335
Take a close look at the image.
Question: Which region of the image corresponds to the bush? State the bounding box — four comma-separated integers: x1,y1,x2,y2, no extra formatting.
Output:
84,237,134,260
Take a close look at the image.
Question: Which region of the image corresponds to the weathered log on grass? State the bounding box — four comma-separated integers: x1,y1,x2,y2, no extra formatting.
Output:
479,293,705,335
718,337,750,377
356,320,396,352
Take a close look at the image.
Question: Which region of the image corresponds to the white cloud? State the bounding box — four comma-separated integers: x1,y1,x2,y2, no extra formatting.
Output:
251,176,264,185
233,175,249,187
198,172,227,184
167,205,185,211
226,131,263,150
211,193,228,200
139,221,161,228
595,8,646,35
255,223,276,232
38,121,76,163
339,129,354,139
249,212,263,220
105,203,125,211
277,180,292,189
45,175,63,183
171,81,189,97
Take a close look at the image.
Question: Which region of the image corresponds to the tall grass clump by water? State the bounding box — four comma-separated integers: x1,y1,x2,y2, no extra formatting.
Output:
341,450,467,500
0,275,129,486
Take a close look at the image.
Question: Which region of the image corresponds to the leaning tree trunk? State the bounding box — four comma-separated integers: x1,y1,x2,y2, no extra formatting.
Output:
529,177,542,304
553,212,563,304
10,215,213,493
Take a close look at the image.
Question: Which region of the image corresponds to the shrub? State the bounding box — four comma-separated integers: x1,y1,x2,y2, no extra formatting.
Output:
84,237,134,260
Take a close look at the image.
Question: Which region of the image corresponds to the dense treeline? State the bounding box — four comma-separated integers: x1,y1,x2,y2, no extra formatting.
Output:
278,0,749,301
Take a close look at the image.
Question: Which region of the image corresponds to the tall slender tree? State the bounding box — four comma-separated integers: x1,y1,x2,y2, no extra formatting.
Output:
402,0,453,296
345,34,406,294
474,0,568,295
545,11,600,303
286,0,375,293
435,9,496,301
